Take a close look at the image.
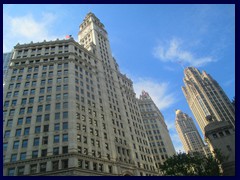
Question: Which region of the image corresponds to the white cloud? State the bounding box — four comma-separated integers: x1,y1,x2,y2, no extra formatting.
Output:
153,38,216,67
3,12,58,52
133,78,176,110
169,132,185,153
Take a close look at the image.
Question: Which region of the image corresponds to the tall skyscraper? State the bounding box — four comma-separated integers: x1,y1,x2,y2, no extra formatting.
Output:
138,91,175,169
182,67,235,134
3,51,13,86
175,109,210,156
3,12,159,176
182,67,235,175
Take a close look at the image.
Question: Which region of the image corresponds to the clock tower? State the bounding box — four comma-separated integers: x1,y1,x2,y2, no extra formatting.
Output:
78,12,112,63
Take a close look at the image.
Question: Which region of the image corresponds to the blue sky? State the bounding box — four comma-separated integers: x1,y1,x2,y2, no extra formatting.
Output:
3,4,235,152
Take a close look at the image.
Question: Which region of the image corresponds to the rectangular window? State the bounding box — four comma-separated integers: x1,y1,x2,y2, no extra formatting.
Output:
39,96,44,102
62,146,68,154
33,138,39,146
54,135,60,143
42,136,48,145
15,129,21,137
24,128,30,135
63,134,68,142
62,159,68,169
20,152,26,160
40,163,47,172
25,117,31,124
63,122,68,130
52,161,59,170
32,150,38,158
53,147,59,155
35,126,41,133
22,139,28,148
13,141,19,149
29,97,34,104
36,115,42,122
55,113,60,120
30,164,37,174
54,123,60,131
11,154,17,162
44,114,50,121
41,149,47,157
63,111,68,119
27,107,33,113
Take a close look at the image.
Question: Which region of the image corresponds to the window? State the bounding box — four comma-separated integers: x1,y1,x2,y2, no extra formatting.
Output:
24,128,30,135
48,79,53,84
22,139,28,148
35,126,41,133
41,80,46,85
45,104,51,111
32,150,38,158
36,115,42,122
37,105,43,112
23,90,28,96
63,122,68,130
33,138,40,146
11,154,17,162
55,103,61,110
27,107,33,113
52,161,59,170
56,94,61,100
47,87,52,93
4,101,9,107
3,142,8,151
19,99,24,106
62,146,68,154
44,114,50,121
62,159,68,169
43,125,49,132
7,119,13,127
32,81,37,87
41,149,47,157
6,92,12,98
55,113,60,120
54,123,60,131
26,117,31,124
13,141,19,149
25,82,30,87
15,129,21,137
8,168,15,176
9,109,15,116
29,97,34,104
54,135,60,143
17,167,25,176
12,100,17,106
53,147,59,155
40,88,45,94
63,102,68,108
20,152,26,160
56,85,61,91
19,108,25,115
30,89,35,95
63,112,68,119
42,136,48,145
40,163,47,172
30,164,37,174
63,134,68,142
17,118,23,125
63,84,68,90
63,93,68,99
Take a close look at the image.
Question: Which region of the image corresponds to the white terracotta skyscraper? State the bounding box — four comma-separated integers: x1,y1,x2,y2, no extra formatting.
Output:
175,110,209,155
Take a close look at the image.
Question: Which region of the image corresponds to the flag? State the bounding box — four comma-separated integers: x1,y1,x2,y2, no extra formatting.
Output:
65,35,72,39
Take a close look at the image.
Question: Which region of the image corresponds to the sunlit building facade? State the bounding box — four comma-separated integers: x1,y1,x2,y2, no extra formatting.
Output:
138,91,175,169
3,13,159,176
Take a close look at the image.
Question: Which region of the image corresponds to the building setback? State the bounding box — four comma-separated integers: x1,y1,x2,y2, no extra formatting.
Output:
175,110,210,156
3,13,159,176
138,91,175,169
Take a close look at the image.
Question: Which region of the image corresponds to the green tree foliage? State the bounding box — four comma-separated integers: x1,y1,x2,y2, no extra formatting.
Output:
159,150,227,176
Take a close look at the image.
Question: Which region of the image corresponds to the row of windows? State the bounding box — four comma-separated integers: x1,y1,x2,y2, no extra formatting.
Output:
7,158,68,176
4,120,68,136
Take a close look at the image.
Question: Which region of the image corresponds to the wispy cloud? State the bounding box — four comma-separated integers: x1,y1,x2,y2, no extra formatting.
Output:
169,132,184,153
3,12,59,52
133,78,176,110
153,38,216,67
